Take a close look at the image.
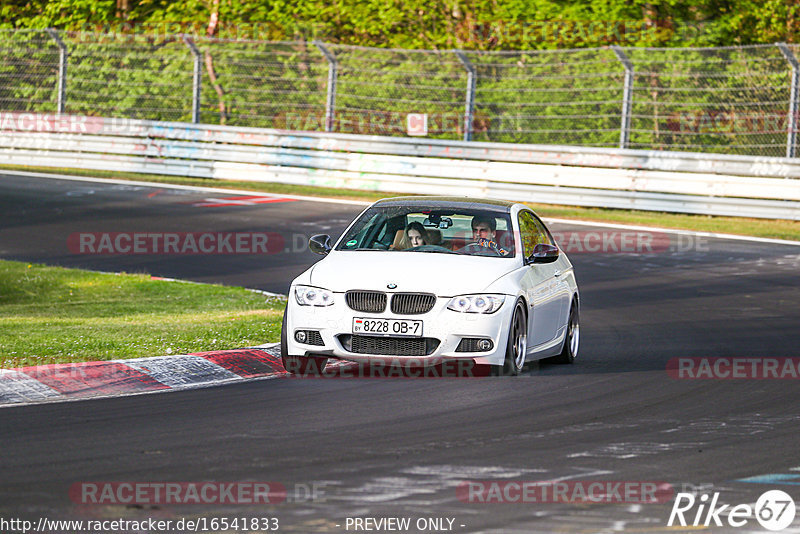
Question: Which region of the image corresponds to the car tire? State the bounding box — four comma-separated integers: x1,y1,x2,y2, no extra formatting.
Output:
280,312,327,376
552,300,579,364
493,299,527,376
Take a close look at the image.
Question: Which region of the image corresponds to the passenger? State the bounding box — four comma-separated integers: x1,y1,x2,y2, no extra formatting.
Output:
426,228,443,246
471,215,509,256
406,221,429,247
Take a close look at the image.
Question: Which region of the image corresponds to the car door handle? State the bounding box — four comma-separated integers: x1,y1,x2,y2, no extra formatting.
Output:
554,270,562,277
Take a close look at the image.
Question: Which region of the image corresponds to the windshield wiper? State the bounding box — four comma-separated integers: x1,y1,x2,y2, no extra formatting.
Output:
405,249,456,254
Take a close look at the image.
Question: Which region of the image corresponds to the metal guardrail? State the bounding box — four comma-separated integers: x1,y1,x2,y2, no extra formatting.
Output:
0,113,798,220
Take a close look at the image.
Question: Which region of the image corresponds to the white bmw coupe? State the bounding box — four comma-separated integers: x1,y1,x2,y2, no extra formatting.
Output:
281,197,579,376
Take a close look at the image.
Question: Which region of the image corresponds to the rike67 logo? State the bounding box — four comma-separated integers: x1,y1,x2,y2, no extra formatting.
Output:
668,490,796,531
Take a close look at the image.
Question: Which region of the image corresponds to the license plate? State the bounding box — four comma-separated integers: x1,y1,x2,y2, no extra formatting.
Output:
352,318,423,337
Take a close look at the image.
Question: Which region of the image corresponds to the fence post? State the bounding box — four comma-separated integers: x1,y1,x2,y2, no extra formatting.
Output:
454,50,477,142
45,28,67,114
611,45,633,150
314,41,337,133
777,43,799,158
182,35,202,124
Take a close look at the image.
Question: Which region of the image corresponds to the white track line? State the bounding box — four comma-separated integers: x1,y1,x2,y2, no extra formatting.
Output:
3,169,370,206
544,217,800,247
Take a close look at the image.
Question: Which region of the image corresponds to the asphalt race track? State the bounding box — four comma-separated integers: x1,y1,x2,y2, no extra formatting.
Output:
2,172,800,532
0,172,365,293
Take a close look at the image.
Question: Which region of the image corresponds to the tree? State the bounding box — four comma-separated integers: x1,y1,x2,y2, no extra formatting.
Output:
204,0,227,124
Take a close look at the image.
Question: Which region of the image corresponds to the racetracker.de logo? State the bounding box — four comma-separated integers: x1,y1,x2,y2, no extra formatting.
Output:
550,231,708,254
286,358,491,378
456,481,674,504
667,357,800,379
67,232,284,255
69,482,287,505
0,112,104,133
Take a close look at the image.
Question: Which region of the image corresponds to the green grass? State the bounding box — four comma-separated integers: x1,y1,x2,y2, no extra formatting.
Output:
3,164,800,241
0,260,285,368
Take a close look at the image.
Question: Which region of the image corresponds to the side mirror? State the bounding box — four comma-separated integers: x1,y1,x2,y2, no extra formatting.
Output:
528,243,559,264
309,234,332,255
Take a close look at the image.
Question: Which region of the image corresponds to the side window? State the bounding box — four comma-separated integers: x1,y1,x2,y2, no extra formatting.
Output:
340,212,386,249
518,211,552,259
370,219,390,248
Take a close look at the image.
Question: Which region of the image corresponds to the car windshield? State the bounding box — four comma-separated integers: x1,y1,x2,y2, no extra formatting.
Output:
335,205,515,258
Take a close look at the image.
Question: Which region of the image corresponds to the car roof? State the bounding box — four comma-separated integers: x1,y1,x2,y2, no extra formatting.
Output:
372,196,516,213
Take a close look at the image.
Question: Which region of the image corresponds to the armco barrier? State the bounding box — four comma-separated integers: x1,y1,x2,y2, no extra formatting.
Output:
0,113,799,220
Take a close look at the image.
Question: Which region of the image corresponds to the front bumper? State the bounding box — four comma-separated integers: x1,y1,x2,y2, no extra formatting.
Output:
284,293,514,367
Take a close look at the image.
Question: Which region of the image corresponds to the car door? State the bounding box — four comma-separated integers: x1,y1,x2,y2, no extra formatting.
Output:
534,212,572,332
518,210,568,349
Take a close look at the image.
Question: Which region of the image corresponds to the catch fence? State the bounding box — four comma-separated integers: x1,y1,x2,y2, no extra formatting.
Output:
1,29,799,157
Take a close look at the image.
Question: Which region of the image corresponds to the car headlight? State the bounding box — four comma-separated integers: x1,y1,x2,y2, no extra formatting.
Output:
294,285,334,306
447,294,504,314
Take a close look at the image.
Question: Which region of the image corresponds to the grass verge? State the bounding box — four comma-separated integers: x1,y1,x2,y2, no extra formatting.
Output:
3,164,800,241
0,259,285,368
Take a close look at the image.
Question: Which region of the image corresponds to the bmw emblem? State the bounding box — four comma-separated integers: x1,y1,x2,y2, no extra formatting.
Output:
387,283,397,289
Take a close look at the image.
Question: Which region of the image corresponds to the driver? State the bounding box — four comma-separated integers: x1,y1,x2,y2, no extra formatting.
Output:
471,215,509,256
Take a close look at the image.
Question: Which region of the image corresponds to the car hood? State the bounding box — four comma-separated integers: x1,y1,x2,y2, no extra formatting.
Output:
309,250,517,296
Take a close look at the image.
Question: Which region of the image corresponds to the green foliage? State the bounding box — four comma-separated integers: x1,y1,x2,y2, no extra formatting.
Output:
1,1,798,155
197,40,328,128
2,0,798,48
468,48,624,146
0,30,59,112
66,34,195,120
624,46,791,154
0,259,284,367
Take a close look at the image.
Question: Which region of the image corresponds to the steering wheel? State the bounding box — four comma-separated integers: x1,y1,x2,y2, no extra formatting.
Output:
455,243,502,256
